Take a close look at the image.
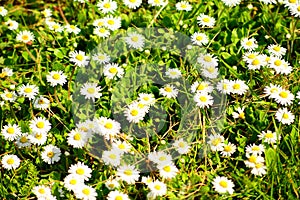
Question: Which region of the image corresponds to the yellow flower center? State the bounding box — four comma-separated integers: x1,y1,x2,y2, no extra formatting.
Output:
36,121,45,129
246,41,253,46
76,168,85,175
255,163,263,169
20,136,28,143
107,19,115,25
265,132,274,138
249,155,257,163
297,6,300,12
129,0,136,2
130,109,139,116
53,24,59,30
98,21,104,26
223,84,228,90
131,36,139,42
124,169,132,176
163,165,171,172
196,35,203,41
47,151,54,158
24,87,32,93
99,28,106,33
7,127,15,134
35,133,43,139
178,142,185,148
108,183,115,188
7,158,15,165
74,133,81,141
239,112,245,119
22,35,29,41
164,87,172,93
273,46,281,52
143,96,149,101
82,188,90,195
197,83,207,91
76,54,84,61
252,59,260,65
252,146,260,151
5,93,13,98
274,60,282,66
87,88,95,94
154,185,161,190
207,66,215,73
70,25,76,29
181,4,187,8
38,188,45,194
279,91,288,98
219,180,228,188
224,145,232,152
203,17,210,22
265,56,270,62
248,54,256,59
104,122,113,129
282,113,289,119
159,156,166,161
109,154,117,159
233,83,240,90
289,0,296,3
115,196,123,200
52,73,60,80
270,88,278,93
203,55,212,62
109,67,118,74
103,3,111,8
212,138,221,146
70,179,77,185
199,96,207,102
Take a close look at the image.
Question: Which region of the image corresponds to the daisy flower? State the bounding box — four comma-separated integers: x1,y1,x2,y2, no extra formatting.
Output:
194,92,214,108
212,176,235,194
103,63,125,79
48,22,64,32
94,26,111,38
64,174,85,191
165,68,182,79
125,32,145,49
263,84,282,99
274,88,294,106
241,37,258,51
275,107,295,125
191,81,214,93
244,154,265,168
289,4,300,17
148,151,173,165
197,53,218,67
159,84,179,98
0,6,8,16
201,66,219,79
191,32,209,46
97,117,121,139
148,0,167,6
112,140,131,154
1,123,22,141
104,15,122,31
41,8,52,18
242,51,259,63
216,79,232,94
32,185,52,198
148,180,167,198
69,50,89,67
1,154,21,170
15,133,31,148
46,70,67,87
41,144,61,164
267,44,287,57
68,162,92,181
65,24,81,35
232,107,245,119
105,177,120,190
197,13,216,27
221,0,242,6
102,149,122,167
124,102,146,123
220,142,236,156
80,82,102,100
230,80,248,95
74,185,97,200
296,91,300,104
245,144,265,156
158,163,179,179
141,176,153,186
246,54,267,70
268,56,292,75
1,90,17,102
93,18,106,27
97,0,118,14
208,134,224,152
259,130,280,144
251,162,267,176
29,117,51,134
116,164,140,184
1,67,13,77
176,1,192,11
5,19,19,30
138,93,156,106
67,128,89,148
123,0,142,9
92,52,111,64
173,138,191,154
18,83,39,100
28,132,48,145
33,96,50,110
107,191,130,200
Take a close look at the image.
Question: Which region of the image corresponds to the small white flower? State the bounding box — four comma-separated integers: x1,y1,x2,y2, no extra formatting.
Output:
29,117,51,134
33,96,50,110
159,84,178,98
68,162,92,181
232,107,245,119
74,184,97,200
244,154,264,168
123,0,142,9
124,32,145,49
63,174,84,191
208,134,224,151
65,24,81,35
267,44,287,57
94,26,111,38
92,52,111,64
274,88,294,106
275,107,295,125
258,130,280,144
251,162,267,176
46,71,67,87
194,92,214,108
165,68,182,79
102,149,122,167
97,0,118,14
41,144,61,164
1,154,21,170
18,84,39,100
15,133,31,148
191,32,209,46
212,176,235,194
116,164,140,184
69,50,89,67
104,15,122,31
220,142,236,157
245,144,265,156
5,19,19,30
197,53,218,67
0,6,8,16
230,80,248,95
158,163,179,179
32,185,52,198
67,128,90,148
107,190,130,200
103,63,124,79
173,138,191,154
197,13,216,27
221,0,242,7
148,0,167,6
1,90,17,102
80,82,102,100
241,37,258,51
148,180,167,198
41,8,52,18
216,79,232,94
148,151,173,165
